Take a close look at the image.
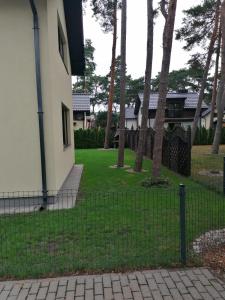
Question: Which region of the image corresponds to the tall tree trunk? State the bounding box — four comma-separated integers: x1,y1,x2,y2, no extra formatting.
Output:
210,26,221,129
191,0,221,145
152,0,177,178
104,0,118,149
212,0,225,154
134,0,154,172
117,0,127,167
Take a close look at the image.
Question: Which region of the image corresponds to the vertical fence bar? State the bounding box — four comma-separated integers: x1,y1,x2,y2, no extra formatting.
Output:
223,157,225,195
179,184,186,265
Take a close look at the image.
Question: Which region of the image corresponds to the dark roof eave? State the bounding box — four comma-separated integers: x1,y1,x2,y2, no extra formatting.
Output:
63,0,85,76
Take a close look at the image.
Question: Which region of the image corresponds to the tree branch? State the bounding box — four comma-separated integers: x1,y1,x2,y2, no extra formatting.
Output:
160,0,168,20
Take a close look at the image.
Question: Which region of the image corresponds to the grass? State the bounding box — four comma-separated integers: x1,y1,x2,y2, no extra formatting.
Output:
76,149,203,192
0,149,225,279
191,145,225,191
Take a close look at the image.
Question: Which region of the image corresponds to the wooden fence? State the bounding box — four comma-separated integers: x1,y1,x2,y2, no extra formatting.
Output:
126,126,191,176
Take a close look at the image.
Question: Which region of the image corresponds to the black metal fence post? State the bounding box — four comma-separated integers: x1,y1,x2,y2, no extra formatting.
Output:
179,184,187,265
223,157,225,195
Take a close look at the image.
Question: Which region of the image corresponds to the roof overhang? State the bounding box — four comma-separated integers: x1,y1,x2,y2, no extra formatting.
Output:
63,0,85,76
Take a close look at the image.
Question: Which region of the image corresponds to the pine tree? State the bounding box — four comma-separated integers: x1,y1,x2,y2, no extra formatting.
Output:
91,0,121,148
212,0,225,154
152,0,178,178
134,0,154,172
117,0,127,167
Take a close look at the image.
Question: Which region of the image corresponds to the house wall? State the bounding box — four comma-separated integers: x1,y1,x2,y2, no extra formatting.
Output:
46,0,74,191
74,120,85,130
125,119,138,130
137,108,206,130
0,0,74,192
202,114,211,129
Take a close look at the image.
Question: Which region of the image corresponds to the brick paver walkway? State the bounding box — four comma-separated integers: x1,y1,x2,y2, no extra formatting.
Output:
1,268,225,299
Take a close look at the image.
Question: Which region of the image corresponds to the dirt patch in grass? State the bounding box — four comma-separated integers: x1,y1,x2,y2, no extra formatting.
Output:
109,165,131,169
98,148,115,151
126,168,148,173
198,170,223,177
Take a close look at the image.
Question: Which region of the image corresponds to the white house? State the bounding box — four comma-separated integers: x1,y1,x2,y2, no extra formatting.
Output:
0,0,84,198
73,93,91,130
125,92,208,130
201,107,225,129
125,107,138,130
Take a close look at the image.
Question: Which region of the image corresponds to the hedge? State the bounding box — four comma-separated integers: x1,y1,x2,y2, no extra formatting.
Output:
74,128,114,149
75,127,225,148
194,127,225,145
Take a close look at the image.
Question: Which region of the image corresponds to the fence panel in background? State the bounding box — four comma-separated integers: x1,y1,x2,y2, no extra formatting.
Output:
126,126,191,176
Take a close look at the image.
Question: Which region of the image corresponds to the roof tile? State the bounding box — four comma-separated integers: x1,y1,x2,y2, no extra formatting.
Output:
72,94,91,111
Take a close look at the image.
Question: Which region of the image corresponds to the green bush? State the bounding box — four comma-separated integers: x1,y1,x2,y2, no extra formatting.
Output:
194,127,225,145
74,128,114,149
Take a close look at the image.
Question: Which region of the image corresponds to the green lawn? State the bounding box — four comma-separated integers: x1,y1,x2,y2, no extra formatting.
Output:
0,149,225,279
76,148,201,192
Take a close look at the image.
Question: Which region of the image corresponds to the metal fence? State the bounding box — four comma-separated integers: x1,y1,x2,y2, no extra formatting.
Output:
0,186,225,279
191,152,225,193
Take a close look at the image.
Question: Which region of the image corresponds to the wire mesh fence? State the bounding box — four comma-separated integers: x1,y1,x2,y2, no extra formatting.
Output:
0,186,225,279
191,147,225,193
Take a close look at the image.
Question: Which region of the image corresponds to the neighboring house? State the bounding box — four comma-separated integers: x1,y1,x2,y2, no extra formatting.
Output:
125,107,138,130
201,107,225,129
73,93,91,130
0,1,84,194
125,92,208,130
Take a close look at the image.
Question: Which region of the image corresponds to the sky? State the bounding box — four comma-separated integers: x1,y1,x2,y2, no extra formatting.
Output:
79,0,202,80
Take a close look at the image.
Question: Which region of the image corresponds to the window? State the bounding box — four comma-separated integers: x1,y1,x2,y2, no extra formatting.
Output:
62,104,71,148
167,102,183,118
58,16,68,70
58,25,65,62
74,112,84,121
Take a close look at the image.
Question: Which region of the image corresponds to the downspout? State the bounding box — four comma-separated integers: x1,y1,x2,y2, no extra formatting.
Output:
29,0,48,208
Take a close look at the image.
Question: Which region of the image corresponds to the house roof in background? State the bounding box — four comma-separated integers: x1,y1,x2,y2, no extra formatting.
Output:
202,106,225,118
138,92,208,110
63,0,85,76
72,94,91,111
125,107,136,119
202,107,211,117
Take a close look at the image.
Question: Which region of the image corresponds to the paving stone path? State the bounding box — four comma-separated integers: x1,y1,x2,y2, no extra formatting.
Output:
1,268,225,300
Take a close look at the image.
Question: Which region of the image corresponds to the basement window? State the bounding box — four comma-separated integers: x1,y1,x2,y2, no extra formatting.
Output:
62,104,71,148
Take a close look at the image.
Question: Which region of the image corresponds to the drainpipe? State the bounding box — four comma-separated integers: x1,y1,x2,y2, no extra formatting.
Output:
29,0,48,208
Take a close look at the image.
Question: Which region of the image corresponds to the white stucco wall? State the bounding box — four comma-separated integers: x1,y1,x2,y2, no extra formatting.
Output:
202,114,211,129
74,120,85,130
0,0,74,192
125,119,137,130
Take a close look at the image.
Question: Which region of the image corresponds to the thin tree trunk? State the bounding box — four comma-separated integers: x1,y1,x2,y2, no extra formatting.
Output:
210,27,221,129
191,0,221,145
117,0,127,167
212,0,225,154
152,0,177,178
104,0,118,149
134,0,154,172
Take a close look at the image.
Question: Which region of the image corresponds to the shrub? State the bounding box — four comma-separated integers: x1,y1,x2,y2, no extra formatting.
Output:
74,128,114,149
194,127,225,145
